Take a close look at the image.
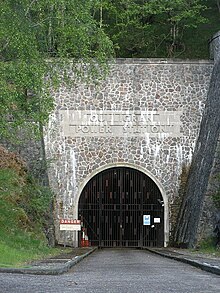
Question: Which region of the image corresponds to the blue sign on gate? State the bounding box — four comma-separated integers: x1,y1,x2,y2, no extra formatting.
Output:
143,215,151,225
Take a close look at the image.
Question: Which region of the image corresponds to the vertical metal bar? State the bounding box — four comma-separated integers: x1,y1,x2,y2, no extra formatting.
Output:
136,172,138,247
99,175,102,247
131,169,133,247
119,168,121,247
140,174,143,248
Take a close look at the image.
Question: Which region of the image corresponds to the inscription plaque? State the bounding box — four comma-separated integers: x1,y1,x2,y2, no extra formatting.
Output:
60,110,183,137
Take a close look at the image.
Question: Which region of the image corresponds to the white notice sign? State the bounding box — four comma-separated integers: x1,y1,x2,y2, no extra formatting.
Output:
60,219,81,231
154,218,161,224
143,215,151,225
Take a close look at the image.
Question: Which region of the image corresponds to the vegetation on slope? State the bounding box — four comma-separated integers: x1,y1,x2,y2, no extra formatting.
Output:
0,146,63,267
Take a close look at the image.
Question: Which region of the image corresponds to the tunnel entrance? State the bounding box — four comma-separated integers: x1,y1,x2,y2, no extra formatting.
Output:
78,167,164,247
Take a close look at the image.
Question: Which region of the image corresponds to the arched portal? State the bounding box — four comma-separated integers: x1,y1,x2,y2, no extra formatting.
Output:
78,167,164,248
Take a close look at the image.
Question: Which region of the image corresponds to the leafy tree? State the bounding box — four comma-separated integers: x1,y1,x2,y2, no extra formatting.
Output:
0,0,114,140
93,0,207,57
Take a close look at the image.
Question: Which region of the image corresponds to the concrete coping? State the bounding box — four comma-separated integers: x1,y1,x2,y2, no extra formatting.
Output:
112,58,214,65
0,247,97,275
146,248,220,276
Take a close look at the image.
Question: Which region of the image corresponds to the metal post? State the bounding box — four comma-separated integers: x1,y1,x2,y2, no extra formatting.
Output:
64,231,66,248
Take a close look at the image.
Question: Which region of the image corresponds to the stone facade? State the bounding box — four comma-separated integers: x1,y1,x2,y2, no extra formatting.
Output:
44,59,213,246
1,133,48,185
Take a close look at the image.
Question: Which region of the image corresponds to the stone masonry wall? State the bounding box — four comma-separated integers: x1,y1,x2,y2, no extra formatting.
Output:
44,59,213,245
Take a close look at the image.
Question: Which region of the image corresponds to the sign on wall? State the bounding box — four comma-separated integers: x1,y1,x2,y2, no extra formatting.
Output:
60,110,183,138
143,215,151,225
60,219,81,231
154,218,161,223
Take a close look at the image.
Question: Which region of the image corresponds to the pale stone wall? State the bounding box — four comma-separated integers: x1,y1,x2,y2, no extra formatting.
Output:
44,59,213,245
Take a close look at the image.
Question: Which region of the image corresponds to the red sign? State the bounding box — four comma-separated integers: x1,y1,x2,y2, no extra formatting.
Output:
60,219,81,231
60,219,81,225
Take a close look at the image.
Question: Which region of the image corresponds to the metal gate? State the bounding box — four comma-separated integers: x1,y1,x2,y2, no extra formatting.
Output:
78,167,164,247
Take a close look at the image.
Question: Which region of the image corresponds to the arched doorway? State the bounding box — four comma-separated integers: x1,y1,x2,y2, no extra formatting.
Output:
78,167,164,247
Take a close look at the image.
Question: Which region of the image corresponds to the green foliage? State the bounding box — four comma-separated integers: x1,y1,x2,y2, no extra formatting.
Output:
0,0,114,141
0,168,52,227
182,0,220,59
22,175,54,224
195,237,220,255
93,0,208,58
210,172,220,209
0,168,59,266
212,190,220,209
198,236,216,249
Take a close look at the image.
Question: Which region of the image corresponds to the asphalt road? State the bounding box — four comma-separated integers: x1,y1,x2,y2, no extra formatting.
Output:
0,249,219,293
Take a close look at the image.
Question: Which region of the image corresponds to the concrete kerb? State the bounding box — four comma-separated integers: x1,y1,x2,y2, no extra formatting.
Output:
1,247,219,276
146,248,220,276
0,247,97,275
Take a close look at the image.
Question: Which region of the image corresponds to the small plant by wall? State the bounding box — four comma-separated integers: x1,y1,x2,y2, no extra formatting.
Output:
212,186,220,210
211,178,220,248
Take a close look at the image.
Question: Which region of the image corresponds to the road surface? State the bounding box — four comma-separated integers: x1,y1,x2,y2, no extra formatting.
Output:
0,249,219,293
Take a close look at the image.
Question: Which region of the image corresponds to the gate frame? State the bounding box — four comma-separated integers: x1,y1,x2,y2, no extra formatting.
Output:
75,163,169,247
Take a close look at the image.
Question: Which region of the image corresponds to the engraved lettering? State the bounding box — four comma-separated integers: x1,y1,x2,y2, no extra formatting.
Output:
62,110,182,137
151,126,159,133
106,126,112,133
89,114,98,122
82,126,89,133
99,126,105,133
